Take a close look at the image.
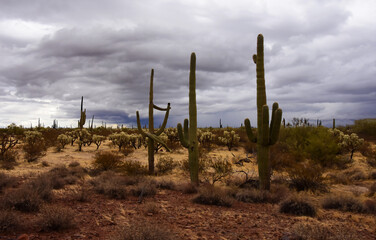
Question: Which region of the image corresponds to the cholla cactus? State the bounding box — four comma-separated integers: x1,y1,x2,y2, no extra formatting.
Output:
218,130,240,151
129,134,143,149
57,134,72,149
109,132,130,151
92,134,106,150
198,130,214,149
75,129,91,151
23,131,46,162
329,129,364,160
165,128,179,144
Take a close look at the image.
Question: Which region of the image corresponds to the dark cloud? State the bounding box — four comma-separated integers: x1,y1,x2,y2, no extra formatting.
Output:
0,0,375,127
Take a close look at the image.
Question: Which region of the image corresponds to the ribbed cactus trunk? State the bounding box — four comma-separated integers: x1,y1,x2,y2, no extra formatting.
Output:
78,96,86,152
177,53,199,185
136,69,171,175
244,34,282,190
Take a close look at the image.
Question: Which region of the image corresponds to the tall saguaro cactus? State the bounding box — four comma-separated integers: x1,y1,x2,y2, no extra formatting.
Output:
244,34,282,190
177,53,199,185
78,96,86,129
136,69,171,174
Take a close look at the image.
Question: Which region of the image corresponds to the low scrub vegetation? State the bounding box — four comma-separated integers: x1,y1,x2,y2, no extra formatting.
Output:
192,185,234,207
279,195,317,217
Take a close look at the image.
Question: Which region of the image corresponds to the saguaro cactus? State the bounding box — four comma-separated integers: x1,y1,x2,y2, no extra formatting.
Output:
78,96,86,129
136,69,171,174
244,34,282,190
177,53,199,185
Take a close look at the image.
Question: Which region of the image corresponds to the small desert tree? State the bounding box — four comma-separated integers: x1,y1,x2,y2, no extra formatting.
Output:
23,131,46,162
92,134,106,150
57,134,72,149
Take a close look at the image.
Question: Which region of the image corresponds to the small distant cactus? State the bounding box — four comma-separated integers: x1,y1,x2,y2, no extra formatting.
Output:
78,96,86,129
218,130,240,151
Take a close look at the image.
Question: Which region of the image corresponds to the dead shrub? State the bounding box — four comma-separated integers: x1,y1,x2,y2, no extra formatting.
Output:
121,160,148,175
0,150,19,170
342,167,368,181
91,173,128,199
131,180,157,198
287,162,327,192
92,151,124,171
40,205,75,231
279,195,317,217
25,174,53,202
2,187,42,212
0,210,20,233
236,184,289,204
321,193,365,213
113,221,175,240
0,172,18,193
156,156,177,175
71,185,91,202
290,221,357,240
192,185,234,207
143,202,160,215
178,182,198,194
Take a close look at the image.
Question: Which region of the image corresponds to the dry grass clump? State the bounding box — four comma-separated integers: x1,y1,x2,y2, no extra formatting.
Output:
342,167,368,181
71,185,91,202
68,161,80,168
287,163,327,192
0,210,20,233
155,178,176,190
113,221,176,240
39,205,75,231
0,150,19,170
279,195,317,217
143,202,160,215
2,186,43,212
289,221,357,240
192,185,234,207
121,160,148,175
321,193,365,213
235,184,289,204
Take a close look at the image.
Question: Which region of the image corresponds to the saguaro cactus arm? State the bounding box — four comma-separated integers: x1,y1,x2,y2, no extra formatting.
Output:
155,103,171,135
244,118,257,143
177,120,189,148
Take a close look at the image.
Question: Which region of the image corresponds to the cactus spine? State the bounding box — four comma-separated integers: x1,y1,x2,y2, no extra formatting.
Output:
78,96,86,129
244,34,282,190
177,53,199,185
136,69,171,174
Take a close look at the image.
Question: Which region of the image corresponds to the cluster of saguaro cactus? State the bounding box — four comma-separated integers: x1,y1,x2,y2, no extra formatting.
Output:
136,69,171,174
177,53,199,185
244,34,282,190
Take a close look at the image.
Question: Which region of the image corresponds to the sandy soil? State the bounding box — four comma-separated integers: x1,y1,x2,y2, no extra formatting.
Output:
1,143,376,240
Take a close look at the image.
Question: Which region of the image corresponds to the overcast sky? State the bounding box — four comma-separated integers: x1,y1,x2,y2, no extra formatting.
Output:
0,0,375,128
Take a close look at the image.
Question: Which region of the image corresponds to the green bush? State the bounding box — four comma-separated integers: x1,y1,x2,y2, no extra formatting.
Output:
352,119,376,139
23,131,46,162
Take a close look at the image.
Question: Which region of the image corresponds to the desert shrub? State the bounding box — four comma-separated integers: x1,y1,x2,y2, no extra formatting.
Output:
352,118,376,139
236,184,289,204
321,193,365,213
0,172,18,193
192,185,234,207
156,156,177,175
290,221,356,240
121,160,148,175
26,174,53,202
92,151,124,171
178,182,198,194
270,143,295,172
370,171,376,180
113,221,175,240
202,156,233,185
2,187,42,212
23,131,46,162
71,185,91,202
68,161,80,168
40,205,75,231
131,180,157,198
279,195,317,217
287,162,327,192
91,173,128,199
143,202,160,215
0,150,19,170
358,141,374,158
155,178,176,190
342,167,368,181
0,210,20,233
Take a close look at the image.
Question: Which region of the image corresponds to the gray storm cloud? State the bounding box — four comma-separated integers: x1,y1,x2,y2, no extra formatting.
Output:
0,0,375,128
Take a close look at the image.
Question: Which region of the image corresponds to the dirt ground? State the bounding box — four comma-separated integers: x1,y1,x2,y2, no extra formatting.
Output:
1,142,376,240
